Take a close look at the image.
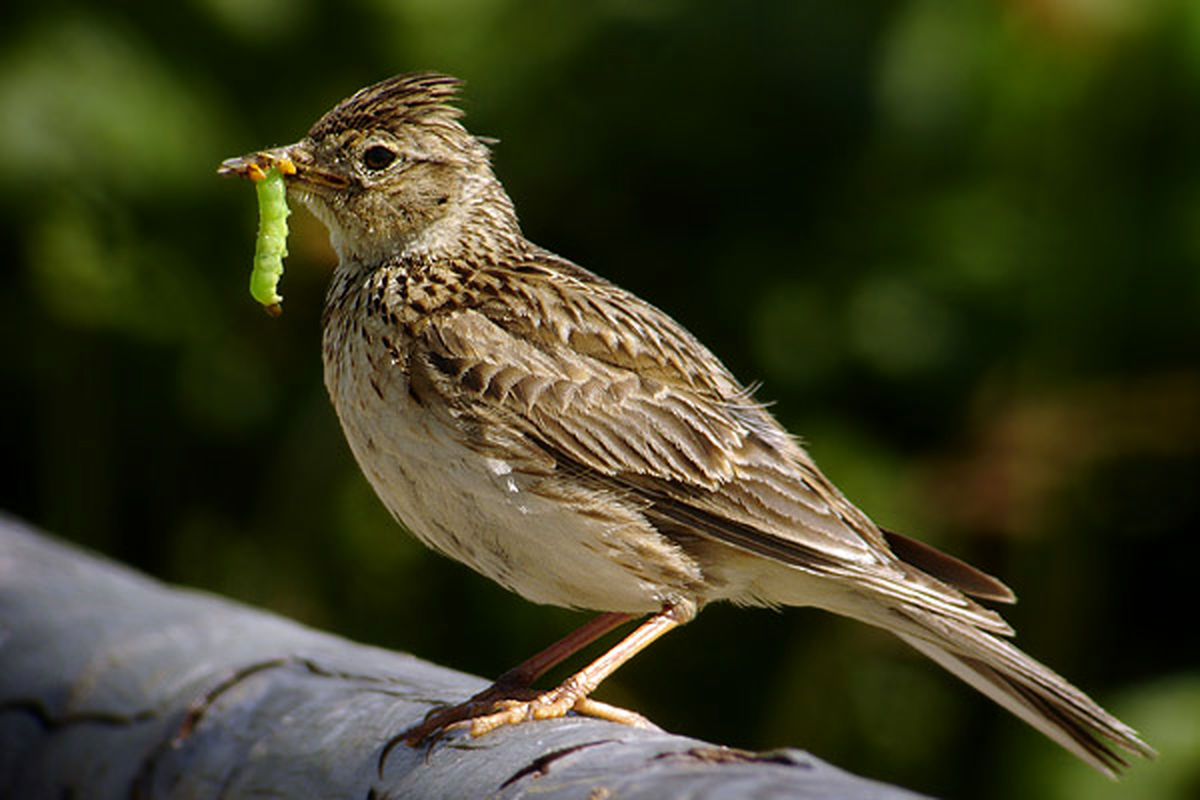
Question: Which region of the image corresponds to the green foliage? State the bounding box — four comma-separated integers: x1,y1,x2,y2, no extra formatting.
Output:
1,2,1197,797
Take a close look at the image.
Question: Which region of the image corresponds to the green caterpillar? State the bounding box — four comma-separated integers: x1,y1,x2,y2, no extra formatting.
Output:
249,165,290,316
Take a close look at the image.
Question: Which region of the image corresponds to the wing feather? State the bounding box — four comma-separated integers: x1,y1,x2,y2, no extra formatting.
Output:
409,258,1006,630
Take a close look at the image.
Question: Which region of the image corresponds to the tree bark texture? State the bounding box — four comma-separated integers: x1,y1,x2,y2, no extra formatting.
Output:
0,514,928,799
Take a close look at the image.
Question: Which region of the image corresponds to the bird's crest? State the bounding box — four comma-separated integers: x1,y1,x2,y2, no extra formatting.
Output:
308,72,466,140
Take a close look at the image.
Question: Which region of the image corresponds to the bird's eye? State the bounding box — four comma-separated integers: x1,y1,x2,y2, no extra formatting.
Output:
362,145,397,171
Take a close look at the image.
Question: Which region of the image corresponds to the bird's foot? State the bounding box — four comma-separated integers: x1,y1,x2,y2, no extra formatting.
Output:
400,677,655,746
465,687,657,737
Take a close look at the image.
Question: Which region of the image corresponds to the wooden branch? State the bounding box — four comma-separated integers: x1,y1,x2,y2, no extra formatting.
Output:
0,515,927,799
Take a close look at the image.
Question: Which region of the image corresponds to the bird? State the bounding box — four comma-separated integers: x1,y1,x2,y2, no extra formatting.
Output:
219,71,1154,777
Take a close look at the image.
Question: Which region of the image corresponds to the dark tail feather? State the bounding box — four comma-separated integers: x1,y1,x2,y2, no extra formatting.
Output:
881,528,1016,604
892,610,1155,778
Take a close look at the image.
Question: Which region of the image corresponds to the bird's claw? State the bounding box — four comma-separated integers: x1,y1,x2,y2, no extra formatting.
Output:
398,684,656,746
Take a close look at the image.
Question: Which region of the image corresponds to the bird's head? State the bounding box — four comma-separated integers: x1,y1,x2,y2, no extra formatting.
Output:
220,72,520,264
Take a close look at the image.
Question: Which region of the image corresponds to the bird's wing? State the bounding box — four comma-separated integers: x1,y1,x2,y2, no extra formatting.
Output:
404,259,1012,623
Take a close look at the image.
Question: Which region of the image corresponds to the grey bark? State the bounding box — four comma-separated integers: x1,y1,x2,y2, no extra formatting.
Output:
0,514,929,799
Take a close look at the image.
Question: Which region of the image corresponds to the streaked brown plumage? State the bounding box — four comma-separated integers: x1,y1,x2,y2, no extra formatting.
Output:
220,72,1153,776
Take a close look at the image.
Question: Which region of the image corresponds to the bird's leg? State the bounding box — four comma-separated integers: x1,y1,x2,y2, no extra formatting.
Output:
493,610,635,690
465,606,687,736
400,610,634,745
401,605,689,745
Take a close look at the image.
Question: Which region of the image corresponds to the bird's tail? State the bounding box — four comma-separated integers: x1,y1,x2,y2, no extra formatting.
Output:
883,605,1155,778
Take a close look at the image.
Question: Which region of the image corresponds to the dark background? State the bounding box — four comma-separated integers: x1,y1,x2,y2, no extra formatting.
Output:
2,1,1197,797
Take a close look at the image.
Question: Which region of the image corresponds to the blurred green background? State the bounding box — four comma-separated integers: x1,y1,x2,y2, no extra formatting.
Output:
2,0,1198,796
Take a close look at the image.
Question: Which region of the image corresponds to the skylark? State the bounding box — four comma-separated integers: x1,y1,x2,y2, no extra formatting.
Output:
220,72,1153,776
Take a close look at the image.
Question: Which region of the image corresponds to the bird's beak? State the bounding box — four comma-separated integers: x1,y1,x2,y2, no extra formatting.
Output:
218,143,348,189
